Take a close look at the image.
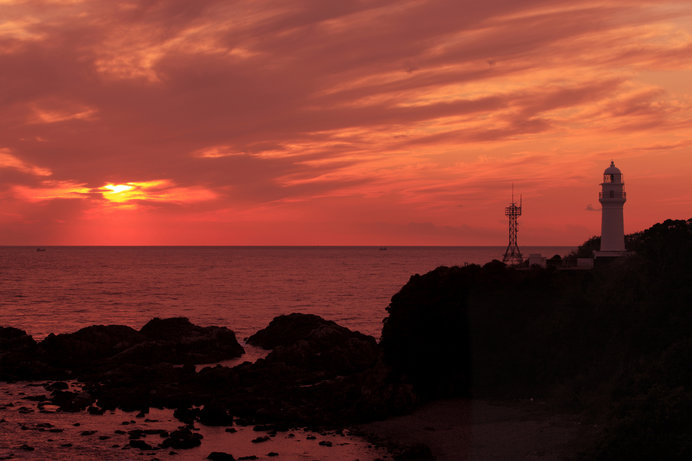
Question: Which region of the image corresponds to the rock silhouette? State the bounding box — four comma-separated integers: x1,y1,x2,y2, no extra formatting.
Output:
0,317,244,382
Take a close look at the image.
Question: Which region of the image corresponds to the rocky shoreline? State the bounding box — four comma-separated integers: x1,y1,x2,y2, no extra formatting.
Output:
1,314,424,459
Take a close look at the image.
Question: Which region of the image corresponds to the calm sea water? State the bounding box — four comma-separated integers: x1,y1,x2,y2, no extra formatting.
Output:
0,246,572,340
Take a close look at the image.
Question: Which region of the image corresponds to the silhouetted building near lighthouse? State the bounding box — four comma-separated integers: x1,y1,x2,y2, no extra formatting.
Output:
595,161,628,258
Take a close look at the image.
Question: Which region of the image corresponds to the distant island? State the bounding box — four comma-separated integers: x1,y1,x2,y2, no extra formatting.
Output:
2,218,691,460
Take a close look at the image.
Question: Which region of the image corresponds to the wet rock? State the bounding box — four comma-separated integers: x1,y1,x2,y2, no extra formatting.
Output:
88,405,105,415
129,439,155,450
128,429,145,439
199,402,234,426
45,381,68,391
267,452,279,457
225,427,237,433
160,427,203,449
251,436,270,444
237,456,258,460
19,444,34,451
207,452,236,461
318,441,332,447
80,430,97,436
51,390,93,412
173,407,199,425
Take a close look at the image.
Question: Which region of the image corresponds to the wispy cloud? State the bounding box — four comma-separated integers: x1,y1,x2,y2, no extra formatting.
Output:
0,148,51,176
0,0,691,243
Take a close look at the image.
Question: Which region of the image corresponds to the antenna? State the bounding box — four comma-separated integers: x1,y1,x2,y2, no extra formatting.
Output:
503,186,523,266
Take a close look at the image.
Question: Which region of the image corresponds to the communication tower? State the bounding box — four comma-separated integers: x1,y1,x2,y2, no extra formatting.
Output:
503,187,523,266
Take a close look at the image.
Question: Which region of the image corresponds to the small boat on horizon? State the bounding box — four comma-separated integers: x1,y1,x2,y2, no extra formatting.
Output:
36,248,46,252
379,247,388,251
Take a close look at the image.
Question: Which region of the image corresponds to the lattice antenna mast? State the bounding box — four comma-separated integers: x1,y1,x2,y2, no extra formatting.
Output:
502,184,523,266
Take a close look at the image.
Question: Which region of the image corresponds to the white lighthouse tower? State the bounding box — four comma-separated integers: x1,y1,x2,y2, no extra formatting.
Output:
596,161,627,256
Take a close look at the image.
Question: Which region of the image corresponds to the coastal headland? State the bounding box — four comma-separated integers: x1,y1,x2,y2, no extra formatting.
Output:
2,218,691,460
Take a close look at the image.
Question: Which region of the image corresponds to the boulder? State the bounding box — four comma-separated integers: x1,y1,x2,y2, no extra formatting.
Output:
50,390,94,412
198,402,234,426
207,452,236,461
0,327,50,381
0,327,36,351
39,325,144,368
161,427,203,449
135,317,244,364
249,313,351,349
249,314,379,375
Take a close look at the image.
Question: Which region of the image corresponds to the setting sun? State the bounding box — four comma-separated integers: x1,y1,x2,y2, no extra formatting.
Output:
102,183,137,203
103,184,134,194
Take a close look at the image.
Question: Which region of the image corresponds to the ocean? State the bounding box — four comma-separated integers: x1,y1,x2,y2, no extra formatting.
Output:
0,246,572,341
0,246,573,460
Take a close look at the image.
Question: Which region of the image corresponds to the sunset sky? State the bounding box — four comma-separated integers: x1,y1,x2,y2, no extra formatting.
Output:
1,0,691,245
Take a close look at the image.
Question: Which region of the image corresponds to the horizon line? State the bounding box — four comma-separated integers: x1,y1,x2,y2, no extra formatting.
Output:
1,244,578,248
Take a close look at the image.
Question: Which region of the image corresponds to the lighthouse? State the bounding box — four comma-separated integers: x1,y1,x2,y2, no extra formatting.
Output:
597,161,627,255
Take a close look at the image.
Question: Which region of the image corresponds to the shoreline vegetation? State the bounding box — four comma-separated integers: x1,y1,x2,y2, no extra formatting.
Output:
2,218,691,460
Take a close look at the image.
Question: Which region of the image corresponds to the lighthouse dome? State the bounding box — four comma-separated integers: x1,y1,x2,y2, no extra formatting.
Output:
604,161,621,175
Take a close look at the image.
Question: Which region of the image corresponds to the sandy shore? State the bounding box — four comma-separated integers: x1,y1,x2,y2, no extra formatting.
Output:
357,399,601,461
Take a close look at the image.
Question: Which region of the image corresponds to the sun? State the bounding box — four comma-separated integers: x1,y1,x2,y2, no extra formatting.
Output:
104,183,134,194
102,183,137,203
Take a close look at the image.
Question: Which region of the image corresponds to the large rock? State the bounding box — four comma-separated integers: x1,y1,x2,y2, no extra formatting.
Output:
1,318,245,382
0,326,36,351
133,317,244,364
39,325,144,368
248,313,379,375
248,313,344,349
0,327,51,381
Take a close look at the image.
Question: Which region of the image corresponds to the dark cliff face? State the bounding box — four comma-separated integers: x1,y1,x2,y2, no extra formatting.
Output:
379,218,692,461
380,265,473,400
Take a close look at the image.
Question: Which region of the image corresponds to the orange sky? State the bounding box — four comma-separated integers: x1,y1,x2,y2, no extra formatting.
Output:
1,0,691,245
